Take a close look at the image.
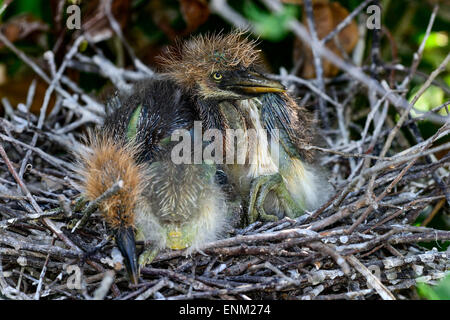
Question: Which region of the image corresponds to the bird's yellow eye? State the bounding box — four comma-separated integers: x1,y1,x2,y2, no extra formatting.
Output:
212,72,223,81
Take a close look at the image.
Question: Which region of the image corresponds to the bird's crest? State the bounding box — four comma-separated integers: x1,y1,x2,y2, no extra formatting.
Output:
159,30,262,90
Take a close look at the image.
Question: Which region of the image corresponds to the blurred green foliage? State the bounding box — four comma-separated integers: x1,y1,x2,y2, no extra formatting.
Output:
417,274,450,300
1,0,51,23
243,1,299,41
409,86,446,117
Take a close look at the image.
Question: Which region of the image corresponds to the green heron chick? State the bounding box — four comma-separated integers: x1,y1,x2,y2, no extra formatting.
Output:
161,31,332,222
76,80,227,284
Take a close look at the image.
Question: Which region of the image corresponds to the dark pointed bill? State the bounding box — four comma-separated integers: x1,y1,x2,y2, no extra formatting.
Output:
115,226,139,285
226,71,286,94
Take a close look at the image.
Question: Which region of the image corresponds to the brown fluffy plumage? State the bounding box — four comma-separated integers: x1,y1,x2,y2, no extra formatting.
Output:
160,31,262,91
77,132,147,229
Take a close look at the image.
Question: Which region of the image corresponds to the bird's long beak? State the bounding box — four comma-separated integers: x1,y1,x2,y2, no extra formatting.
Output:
115,226,139,285
226,71,286,94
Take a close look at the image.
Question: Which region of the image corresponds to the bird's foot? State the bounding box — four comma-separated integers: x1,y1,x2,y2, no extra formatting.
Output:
274,179,304,219
138,247,159,269
247,173,304,223
247,174,281,223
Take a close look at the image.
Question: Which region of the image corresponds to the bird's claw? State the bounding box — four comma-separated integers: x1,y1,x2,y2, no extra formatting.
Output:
247,174,281,223
247,173,304,224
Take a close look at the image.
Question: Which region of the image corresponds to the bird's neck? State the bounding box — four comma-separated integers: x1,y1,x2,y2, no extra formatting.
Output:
194,96,259,131
195,97,280,194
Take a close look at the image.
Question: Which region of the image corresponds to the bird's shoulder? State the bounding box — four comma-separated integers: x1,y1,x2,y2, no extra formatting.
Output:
102,78,198,162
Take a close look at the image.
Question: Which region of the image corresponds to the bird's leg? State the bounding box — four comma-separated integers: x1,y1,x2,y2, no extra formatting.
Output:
136,227,160,268
247,174,276,223
138,247,160,268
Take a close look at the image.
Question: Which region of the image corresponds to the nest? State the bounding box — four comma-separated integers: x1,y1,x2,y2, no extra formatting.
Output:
0,3,449,300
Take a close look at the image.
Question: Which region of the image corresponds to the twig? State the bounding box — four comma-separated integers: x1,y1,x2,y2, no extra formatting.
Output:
104,0,154,76
135,279,168,300
71,180,124,232
346,255,396,300
303,0,328,128
34,238,54,300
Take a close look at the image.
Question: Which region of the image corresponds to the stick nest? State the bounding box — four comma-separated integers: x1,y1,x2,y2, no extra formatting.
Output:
0,6,449,300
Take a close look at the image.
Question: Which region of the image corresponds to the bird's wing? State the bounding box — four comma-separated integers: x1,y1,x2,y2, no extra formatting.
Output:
103,79,196,164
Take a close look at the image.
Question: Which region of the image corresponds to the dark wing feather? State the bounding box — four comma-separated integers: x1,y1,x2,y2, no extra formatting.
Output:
260,93,302,159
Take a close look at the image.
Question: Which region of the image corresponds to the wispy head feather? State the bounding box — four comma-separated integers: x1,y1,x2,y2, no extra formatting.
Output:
159,30,262,90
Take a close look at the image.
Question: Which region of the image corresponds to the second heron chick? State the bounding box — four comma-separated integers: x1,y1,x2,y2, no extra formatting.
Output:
77,79,227,284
